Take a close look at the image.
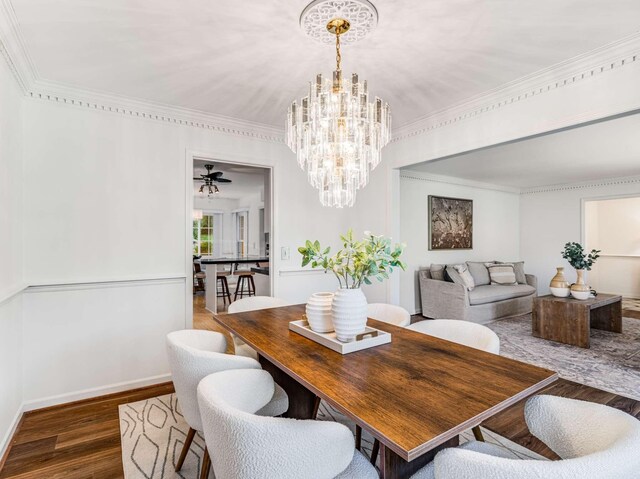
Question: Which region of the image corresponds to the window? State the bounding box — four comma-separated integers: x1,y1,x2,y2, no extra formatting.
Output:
233,210,249,256
193,215,214,256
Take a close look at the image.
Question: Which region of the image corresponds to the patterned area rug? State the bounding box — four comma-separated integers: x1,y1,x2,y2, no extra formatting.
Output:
120,394,543,478
485,315,640,400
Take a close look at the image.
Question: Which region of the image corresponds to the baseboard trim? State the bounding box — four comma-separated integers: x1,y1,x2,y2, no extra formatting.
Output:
0,404,24,471
21,373,172,412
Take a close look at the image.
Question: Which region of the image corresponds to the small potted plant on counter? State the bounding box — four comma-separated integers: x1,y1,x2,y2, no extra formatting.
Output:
561,242,601,300
299,230,406,342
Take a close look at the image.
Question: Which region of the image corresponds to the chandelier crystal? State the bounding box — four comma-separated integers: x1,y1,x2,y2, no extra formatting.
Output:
287,15,391,208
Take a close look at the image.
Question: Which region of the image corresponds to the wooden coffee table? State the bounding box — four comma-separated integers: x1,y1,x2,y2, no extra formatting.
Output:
532,293,622,348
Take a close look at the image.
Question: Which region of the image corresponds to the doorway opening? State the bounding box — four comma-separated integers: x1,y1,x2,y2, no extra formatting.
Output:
191,158,272,323
583,195,640,298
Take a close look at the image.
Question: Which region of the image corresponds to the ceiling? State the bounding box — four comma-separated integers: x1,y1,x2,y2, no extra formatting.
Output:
10,0,640,128
193,160,267,200
402,113,640,189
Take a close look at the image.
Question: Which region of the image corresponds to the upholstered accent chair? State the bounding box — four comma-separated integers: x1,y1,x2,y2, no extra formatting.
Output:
227,296,291,359
410,395,640,478
197,369,378,479
366,303,411,327
165,330,289,478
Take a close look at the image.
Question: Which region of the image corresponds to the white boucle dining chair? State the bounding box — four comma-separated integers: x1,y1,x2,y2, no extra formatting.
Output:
366,303,411,327
227,296,291,360
410,395,640,479
166,330,289,479
197,368,379,479
406,319,500,355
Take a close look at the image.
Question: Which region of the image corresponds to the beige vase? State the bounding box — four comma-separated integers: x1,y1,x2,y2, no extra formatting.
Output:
570,269,591,300
549,267,570,298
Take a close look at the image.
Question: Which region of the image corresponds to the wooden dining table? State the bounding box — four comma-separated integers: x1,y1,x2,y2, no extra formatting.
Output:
212,305,558,478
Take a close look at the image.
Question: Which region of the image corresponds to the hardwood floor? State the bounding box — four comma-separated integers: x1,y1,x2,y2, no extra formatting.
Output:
0,383,174,479
1,303,637,477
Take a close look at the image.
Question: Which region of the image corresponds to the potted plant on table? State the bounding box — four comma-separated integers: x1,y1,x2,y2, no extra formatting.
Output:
299,230,406,342
561,242,601,300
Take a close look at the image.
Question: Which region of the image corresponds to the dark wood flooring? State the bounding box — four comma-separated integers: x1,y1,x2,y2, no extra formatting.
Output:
1,307,638,477
0,383,174,479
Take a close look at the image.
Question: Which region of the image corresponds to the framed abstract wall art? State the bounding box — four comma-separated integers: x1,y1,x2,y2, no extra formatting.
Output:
428,195,473,250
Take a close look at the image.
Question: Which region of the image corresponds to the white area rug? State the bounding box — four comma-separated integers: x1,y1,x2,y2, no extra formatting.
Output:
120,394,543,478
486,315,640,400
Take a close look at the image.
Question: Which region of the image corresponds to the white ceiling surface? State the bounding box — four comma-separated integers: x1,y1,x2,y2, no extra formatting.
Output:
403,113,640,189
193,160,267,200
11,0,640,128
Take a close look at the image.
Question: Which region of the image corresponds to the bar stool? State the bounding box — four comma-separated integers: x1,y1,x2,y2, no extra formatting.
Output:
193,262,206,293
216,270,232,304
234,271,256,301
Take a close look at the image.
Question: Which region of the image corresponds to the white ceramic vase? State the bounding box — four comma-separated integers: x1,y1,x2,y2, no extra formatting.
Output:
331,287,368,343
305,292,334,333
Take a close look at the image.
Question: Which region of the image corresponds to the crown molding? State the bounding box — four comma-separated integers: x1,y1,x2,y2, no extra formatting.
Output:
0,0,36,92
1,0,639,145
520,174,640,195
399,170,521,194
27,79,285,142
392,32,640,143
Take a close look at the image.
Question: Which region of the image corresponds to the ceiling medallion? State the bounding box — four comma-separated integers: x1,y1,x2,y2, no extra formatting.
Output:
288,0,390,208
300,0,379,45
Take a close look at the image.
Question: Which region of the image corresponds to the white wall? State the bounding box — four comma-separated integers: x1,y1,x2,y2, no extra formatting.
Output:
520,181,640,295
0,47,24,457
584,196,640,298
19,96,362,407
399,172,521,314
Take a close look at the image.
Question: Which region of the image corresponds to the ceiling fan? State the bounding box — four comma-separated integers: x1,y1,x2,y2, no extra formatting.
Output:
193,164,231,197
193,164,232,184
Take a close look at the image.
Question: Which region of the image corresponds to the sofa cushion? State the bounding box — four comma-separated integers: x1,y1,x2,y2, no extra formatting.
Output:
497,261,527,284
451,264,475,291
486,263,518,285
430,264,445,281
466,262,493,286
469,284,536,305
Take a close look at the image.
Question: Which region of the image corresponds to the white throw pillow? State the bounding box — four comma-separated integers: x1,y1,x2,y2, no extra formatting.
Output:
450,264,475,291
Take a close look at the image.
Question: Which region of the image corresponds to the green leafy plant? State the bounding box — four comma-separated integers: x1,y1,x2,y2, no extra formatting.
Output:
298,230,406,289
561,242,601,270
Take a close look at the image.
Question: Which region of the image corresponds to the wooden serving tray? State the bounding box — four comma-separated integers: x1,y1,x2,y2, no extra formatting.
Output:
289,319,391,354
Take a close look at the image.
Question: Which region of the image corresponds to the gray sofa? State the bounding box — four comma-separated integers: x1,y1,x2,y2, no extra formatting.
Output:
418,263,537,324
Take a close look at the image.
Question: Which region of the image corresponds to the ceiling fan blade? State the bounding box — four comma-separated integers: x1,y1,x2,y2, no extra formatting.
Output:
215,178,232,183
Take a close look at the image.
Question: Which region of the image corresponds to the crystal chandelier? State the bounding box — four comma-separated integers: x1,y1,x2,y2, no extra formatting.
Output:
287,7,391,208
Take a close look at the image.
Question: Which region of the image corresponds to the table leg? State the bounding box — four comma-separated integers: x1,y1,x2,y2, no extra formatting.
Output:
378,436,459,479
258,355,317,419
591,300,622,333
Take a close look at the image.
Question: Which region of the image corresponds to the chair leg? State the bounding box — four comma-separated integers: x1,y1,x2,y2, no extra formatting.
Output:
355,425,362,451
472,425,485,442
312,396,321,419
223,277,231,304
200,447,211,479
175,427,196,471
234,277,242,301
370,439,379,465
249,275,256,296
